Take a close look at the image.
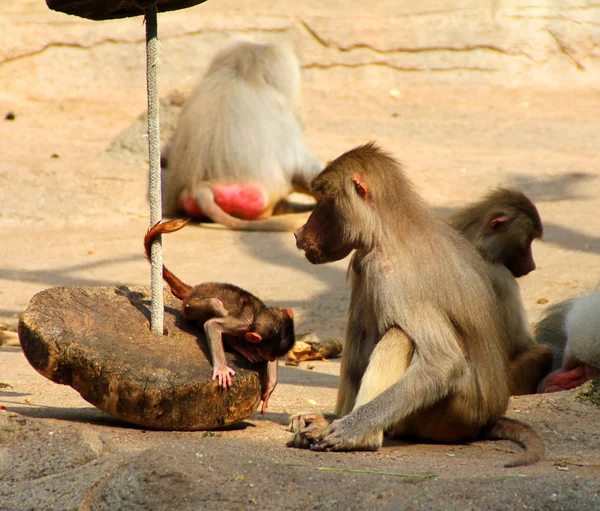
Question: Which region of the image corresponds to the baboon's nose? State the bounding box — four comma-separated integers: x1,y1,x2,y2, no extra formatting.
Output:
293,227,304,248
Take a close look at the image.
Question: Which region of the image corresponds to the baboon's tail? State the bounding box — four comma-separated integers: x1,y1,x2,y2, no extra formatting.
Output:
483,416,544,468
144,219,192,300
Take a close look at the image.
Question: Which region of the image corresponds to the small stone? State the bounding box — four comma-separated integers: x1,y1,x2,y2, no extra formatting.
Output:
0,328,20,347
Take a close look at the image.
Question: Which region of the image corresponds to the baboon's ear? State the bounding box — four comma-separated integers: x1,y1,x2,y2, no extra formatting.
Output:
282,308,294,319
352,175,369,201
245,332,263,344
489,215,509,231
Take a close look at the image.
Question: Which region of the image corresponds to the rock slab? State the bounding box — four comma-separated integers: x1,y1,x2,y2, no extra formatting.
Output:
18,286,263,430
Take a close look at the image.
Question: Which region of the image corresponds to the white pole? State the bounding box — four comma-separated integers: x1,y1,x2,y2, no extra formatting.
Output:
144,3,164,335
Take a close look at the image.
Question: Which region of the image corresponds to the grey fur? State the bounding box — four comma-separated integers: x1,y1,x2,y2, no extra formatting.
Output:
162,38,321,225
535,299,573,371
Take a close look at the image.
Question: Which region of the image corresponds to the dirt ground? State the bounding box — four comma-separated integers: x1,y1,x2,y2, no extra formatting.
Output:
1,1,600,509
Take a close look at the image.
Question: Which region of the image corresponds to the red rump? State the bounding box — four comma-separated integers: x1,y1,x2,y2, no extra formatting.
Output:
179,195,205,219
179,184,267,221
541,364,589,393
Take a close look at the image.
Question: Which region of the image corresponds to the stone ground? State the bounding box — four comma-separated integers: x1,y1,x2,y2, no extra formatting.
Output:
1,1,600,509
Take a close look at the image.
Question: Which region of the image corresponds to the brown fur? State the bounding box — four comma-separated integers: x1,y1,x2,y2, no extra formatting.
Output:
288,143,544,467
162,39,322,231
450,188,542,274
144,219,294,409
449,189,552,395
144,218,192,300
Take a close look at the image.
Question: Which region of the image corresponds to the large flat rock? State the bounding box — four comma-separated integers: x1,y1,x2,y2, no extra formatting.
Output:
18,286,263,430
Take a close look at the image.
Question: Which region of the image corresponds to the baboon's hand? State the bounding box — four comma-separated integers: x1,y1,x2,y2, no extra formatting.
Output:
287,412,336,449
310,416,381,452
212,366,236,388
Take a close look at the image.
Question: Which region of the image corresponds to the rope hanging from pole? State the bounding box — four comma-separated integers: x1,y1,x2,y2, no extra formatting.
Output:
144,2,164,335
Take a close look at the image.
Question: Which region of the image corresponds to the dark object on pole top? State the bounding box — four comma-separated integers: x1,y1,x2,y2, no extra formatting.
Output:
46,0,208,20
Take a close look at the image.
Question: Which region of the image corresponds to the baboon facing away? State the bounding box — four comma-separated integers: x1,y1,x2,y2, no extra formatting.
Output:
289,143,544,467
536,291,600,392
162,39,322,231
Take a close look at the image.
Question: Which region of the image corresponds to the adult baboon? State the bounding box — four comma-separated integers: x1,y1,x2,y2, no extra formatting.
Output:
162,39,322,231
289,143,544,467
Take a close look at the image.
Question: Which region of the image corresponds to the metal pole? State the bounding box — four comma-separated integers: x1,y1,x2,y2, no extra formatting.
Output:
144,3,164,335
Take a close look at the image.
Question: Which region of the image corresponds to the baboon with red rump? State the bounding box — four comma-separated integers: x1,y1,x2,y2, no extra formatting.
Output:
536,291,600,393
144,219,295,413
288,143,544,467
162,39,322,231
449,188,553,395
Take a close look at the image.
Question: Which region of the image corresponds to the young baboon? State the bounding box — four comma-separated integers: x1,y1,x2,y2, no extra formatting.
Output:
536,291,600,392
162,39,322,231
288,143,544,467
449,188,553,395
144,219,295,412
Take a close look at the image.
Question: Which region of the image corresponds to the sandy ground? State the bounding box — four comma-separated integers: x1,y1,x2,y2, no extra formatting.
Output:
1,1,600,509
